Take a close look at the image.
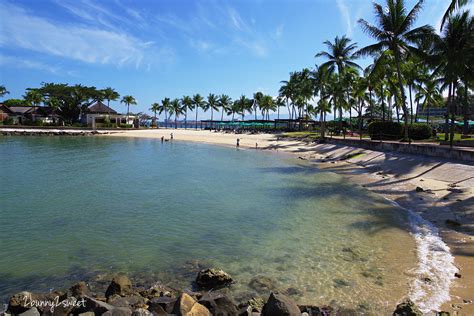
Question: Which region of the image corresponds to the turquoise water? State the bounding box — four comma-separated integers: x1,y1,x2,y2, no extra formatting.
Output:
0,136,417,313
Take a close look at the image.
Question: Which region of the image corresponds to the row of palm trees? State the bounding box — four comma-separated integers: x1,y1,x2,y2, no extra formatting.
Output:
148,0,471,146
148,93,281,128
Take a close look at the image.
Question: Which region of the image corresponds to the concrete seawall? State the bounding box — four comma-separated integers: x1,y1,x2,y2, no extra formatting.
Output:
326,138,474,162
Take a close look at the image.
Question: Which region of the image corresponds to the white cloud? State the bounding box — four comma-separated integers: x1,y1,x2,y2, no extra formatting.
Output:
0,2,170,69
0,55,61,75
336,0,352,37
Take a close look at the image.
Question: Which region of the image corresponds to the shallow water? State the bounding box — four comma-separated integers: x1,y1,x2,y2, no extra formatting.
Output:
0,136,417,313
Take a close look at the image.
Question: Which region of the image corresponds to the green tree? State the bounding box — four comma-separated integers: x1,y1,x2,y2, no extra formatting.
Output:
358,0,434,141
159,98,171,128
121,95,137,120
170,98,184,128
102,87,120,115
192,94,205,129
207,93,219,121
149,102,160,127
441,0,470,30
218,95,232,121
0,85,9,98
181,95,193,129
24,90,43,107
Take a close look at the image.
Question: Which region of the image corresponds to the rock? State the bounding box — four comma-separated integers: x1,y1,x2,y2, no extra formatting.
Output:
282,288,301,297
19,308,40,316
75,296,115,315
437,312,450,316
333,279,351,288
7,292,36,314
139,283,176,299
248,276,276,293
393,298,422,316
106,274,133,297
131,308,152,316
78,312,95,316
415,186,424,193
341,247,368,262
198,292,238,316
148,296,176,314
261,292,300,316
102,307,133,316
446,219,461,227
247,297,265,312
195,268,233,289
107,294,147,309
172,293,211,316
463,299,472,304
70,281,90,297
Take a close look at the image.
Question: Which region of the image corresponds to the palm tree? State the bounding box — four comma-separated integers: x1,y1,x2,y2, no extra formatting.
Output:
192,94,205,129
440,0,470,30
24,90,43,107
253,92,263,120
207,93,219,122
181,96,193,129
102,87,120,115
358,0,434,141
149,102,160,127
218,95,232,121
316,36,359,132
234,95,250,121
431,11,472,146
121,95,137,120
416,78,443,125
170,98,184,129
160,98,171,128
0,85,9,98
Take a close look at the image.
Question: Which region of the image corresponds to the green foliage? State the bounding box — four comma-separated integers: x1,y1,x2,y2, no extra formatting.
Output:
368,121,403,140
3,98,29,107
119,123,133,128
406,123,432,140
1,117,14,125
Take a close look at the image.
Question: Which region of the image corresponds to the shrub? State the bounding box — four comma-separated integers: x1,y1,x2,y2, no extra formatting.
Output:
2,117,14,125
406,123,432,140
119,124,133,128
368,121,403,140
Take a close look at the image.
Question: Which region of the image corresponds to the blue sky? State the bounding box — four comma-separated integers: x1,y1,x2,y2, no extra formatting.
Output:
0,0,462,119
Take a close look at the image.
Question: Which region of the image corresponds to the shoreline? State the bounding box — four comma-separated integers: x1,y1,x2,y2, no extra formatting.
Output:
104,128,474,314
2,128,473,314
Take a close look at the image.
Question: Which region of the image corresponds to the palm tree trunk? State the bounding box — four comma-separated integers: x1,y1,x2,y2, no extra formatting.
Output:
277,106,280,120
409,84,414,124
463,79,469,135
427,103,430,125
165,109,168,128
381,86,385,121
185,109,187,129
450,82,457,148
195,108,198,129
415,98,419,123
175,115,177,129
221,107,224,121
369,88,373,120
394,51,409,141
445,83,452,141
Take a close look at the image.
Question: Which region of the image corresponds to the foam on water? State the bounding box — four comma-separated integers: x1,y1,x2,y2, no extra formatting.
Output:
386,199,458,313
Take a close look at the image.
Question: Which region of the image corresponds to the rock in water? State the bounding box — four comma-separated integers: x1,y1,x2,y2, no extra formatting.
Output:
195,268,233,289
106,274,133,298
198,292,238,315
393,299,422,316
248,276,277,293
70,281,90,298
261,292,300,316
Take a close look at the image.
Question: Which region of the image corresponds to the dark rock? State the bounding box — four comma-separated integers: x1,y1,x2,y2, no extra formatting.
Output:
341,247,368,262
196,268,233,289
415,186,424,193
261,292,300,316
70,281,90,298
437,312,450,316
18,308,40,316
455,273,462,278
246,297,265,312
248,276,276,293
198,292,238,316
105,274,133,298
102,307,132,316
7,292,36,314
463,299,472,304
74,296,115,315
107,294,147,309
148,296,176,314
446,219,461,227
282,288,301,297
333,279,351,288
393,298,422,316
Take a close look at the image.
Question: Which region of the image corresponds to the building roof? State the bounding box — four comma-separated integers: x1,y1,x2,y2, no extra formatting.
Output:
0,104,14,114
7,106,36,114
88,101,117,114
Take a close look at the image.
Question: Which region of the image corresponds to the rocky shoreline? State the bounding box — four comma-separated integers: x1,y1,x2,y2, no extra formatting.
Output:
0,130,110,136
2,268,438,316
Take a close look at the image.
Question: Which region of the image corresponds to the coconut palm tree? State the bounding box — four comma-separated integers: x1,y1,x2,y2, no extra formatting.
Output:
181,96,193,129
102,87,120,114
234,95,250,120
416,78,443,125
358,0,434,141
0,85,9,98
149,102,160,127
218,95,232,121
253,92,263,120
121,95,137,120
441,0,470,30
207,93,219,122
192,94,205,129
431,11,473,146
24,90,43,107
169,98,184,129
160,98,171,128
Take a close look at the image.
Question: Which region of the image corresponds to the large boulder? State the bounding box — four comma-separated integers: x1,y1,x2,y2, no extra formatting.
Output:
70,281,90,298
148,296,176,314
106,274,133,298
261,292,301,316
195,268,233,289
198,292,239,316
107,294,147,309
393,299,422,316
172,293,211,316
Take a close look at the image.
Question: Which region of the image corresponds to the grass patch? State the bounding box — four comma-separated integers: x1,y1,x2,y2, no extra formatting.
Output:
280,131,321,140
436,133,474,141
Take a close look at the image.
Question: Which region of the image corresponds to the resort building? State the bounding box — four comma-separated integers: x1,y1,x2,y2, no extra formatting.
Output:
0,104,62,125
81,101,137,128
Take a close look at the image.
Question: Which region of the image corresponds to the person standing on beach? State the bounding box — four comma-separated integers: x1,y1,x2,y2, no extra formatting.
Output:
161,136,164,143
236,138,240,148
170,133,173,140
